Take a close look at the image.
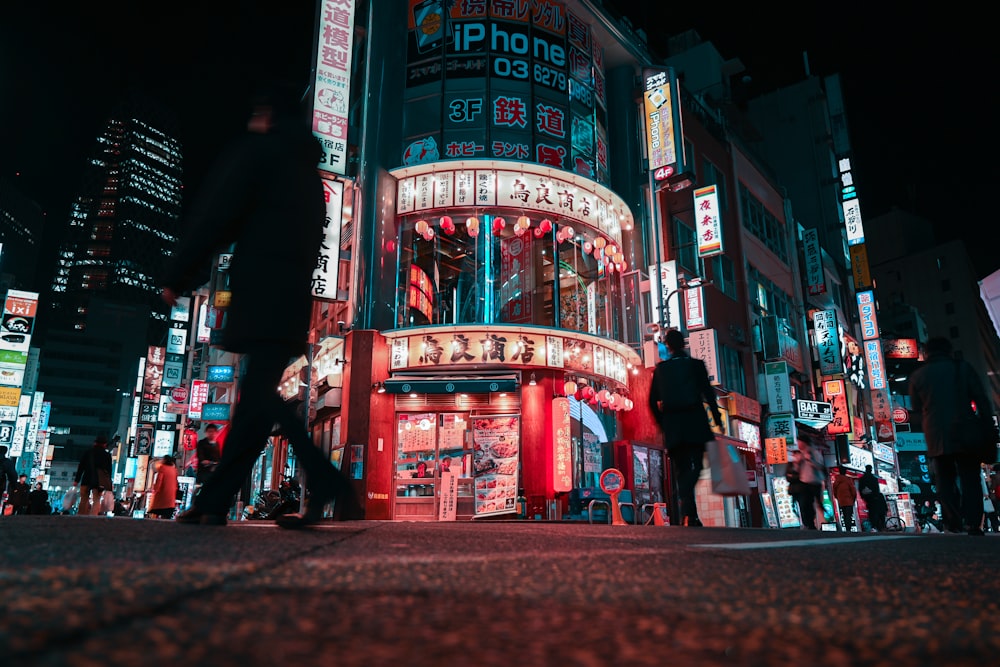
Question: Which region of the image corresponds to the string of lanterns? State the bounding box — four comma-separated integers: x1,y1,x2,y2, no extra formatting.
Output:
411,215,629,273
562,378,634,412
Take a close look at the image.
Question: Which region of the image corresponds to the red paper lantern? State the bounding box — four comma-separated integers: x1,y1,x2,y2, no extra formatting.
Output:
440,215,455,234
493,217,506,234
539,218,553,233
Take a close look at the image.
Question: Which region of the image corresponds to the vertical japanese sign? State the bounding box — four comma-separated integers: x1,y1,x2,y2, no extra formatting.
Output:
648,260,679,329
142,346,165,402
849,244,872,290
688,328,720,385
684,285,705,330
803,228,825,295
311,178,345,300
871,387,896,443
839,157,865,246
187,379,210,420
312,0,356,175
823,379,851,435
764,361,792,414
552,397,572,493
642,68,681,174
856,290,879,340
812,310,842,376
438,470,459,521
864,339,887,390
693,185,723,257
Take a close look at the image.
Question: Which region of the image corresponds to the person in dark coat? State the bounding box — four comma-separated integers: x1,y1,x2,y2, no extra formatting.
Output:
75,434,113,516
9,474,30,515
0,445,17,506
27,482,51,515
648,329,723,526
857,465,886,531
909,336,990,535
195,424,222,487
161,82,358,528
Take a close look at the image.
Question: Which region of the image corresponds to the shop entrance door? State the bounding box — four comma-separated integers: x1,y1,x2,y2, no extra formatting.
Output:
393,412,473,520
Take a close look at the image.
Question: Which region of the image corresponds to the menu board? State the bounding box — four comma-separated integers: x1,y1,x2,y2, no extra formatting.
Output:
472,416,519,517
439,414,467,451
399,413,437,452
771,477,801,529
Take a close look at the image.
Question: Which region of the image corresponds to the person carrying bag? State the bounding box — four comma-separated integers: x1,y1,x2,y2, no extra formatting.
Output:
909,336,993,535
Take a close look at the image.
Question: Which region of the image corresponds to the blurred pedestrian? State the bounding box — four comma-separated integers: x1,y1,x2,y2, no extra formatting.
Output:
787,439,826,530
981,464,998,532
648,328,723,527
27,482,51,515
858,464,886,531
161,81,358,527
9,473,30,515
909,336,989,535
75,434,113,515
0,445,17,514
149,455,179,519
61,484,80,515
832,467,858,531
195,424,222,487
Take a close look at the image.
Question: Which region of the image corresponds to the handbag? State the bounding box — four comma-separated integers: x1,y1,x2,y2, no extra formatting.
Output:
707,439,751,496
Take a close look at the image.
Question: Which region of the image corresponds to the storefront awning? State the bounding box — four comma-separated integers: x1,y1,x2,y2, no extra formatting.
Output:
383,375,518,394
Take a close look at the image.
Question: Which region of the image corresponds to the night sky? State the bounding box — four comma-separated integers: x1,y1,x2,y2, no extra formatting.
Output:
3,2,996,281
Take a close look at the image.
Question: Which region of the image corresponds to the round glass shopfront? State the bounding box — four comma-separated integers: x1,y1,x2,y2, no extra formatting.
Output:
393,211,629,338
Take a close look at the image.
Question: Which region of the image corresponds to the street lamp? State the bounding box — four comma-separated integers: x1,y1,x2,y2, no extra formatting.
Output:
661,276,710,331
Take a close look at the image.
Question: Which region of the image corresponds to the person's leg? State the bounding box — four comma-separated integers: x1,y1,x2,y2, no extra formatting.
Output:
79,485,92,515
933,454,963,532
956,454,984,533
193,348,290,516
273,395,351,509
672,443,703,522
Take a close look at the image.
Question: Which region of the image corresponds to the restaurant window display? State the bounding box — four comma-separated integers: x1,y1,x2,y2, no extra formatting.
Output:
394,411,523,519
393,212,623,337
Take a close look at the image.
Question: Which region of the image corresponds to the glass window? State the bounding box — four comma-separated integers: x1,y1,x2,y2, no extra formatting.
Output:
394,214,625,339
674,218,697,274
720,344,746,395
710,254,737,300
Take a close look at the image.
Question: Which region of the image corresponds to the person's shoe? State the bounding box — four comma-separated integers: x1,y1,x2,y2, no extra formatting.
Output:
176,508,227,526
682,516,703,527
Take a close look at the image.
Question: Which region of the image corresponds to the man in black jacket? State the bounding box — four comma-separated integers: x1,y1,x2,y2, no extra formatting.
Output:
161,82,357,528
648,329,723,526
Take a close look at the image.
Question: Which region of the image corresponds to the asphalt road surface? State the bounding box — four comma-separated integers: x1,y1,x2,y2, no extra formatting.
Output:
0,515,997,666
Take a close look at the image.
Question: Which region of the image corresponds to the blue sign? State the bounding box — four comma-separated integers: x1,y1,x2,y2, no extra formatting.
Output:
206,365,234,383
200,403,231,422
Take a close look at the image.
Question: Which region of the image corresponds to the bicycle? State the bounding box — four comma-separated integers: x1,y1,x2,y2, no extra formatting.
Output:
883,516,905,532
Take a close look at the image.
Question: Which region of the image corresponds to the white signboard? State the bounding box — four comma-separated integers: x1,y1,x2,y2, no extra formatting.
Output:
688,328,720,386
312,0,357,175
311,179,345,301
153,429,175,458
648,260,679,330
693,185,723,258
764,361,792,414
843,198,865,246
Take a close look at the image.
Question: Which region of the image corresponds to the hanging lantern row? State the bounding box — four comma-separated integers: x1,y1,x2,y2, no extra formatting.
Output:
565,381,634,411
411,216,627,269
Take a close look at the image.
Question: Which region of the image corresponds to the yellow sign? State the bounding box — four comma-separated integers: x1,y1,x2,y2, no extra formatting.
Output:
849,244,871,290
213,291,232,308
0,386,21,407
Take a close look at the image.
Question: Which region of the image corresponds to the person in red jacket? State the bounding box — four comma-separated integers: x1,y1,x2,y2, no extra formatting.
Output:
149,455,179,519
832,468,858,531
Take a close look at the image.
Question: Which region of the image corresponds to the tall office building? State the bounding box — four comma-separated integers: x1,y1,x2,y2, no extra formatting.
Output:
46,96,183,339
37,96,183,463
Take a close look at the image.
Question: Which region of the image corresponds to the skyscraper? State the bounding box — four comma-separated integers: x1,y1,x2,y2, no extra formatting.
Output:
46,95,183,339
37,95,183,463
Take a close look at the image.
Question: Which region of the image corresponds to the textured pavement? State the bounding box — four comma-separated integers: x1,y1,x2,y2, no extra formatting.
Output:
1,515,997,666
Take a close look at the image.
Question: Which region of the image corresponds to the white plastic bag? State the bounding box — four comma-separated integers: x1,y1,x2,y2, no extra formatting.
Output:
100,490,116,515
62,485,80,513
